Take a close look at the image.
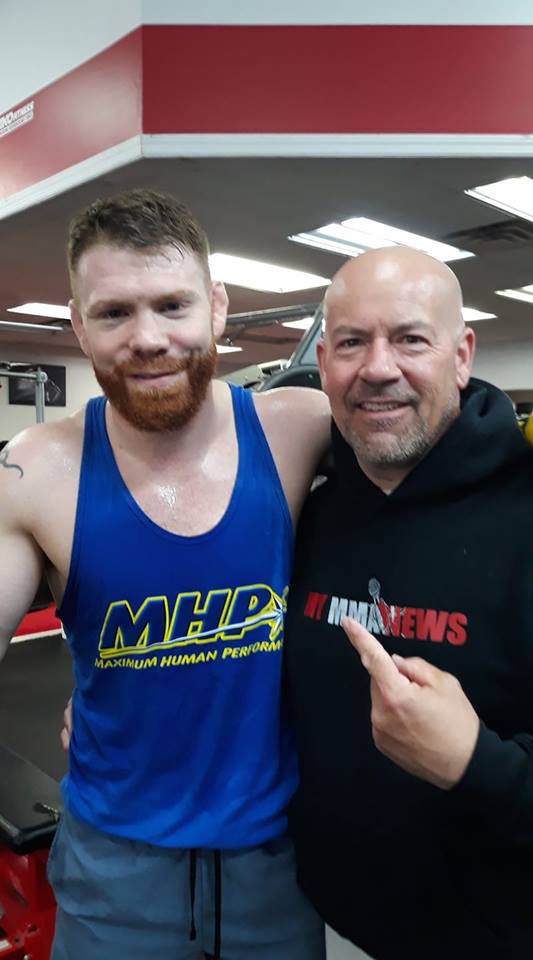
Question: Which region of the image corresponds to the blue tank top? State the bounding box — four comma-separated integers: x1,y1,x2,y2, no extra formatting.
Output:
58,385,297,848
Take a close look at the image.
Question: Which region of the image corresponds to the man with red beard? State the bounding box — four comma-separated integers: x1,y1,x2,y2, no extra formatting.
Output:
0,189,329,960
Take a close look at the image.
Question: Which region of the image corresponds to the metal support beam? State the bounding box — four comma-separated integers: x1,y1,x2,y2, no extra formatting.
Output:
225,303,319,328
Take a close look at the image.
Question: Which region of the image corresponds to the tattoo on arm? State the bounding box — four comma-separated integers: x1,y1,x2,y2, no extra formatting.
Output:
0,448,23,478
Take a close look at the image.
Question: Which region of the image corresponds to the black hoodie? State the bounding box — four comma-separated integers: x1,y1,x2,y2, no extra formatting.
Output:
285,379,533,960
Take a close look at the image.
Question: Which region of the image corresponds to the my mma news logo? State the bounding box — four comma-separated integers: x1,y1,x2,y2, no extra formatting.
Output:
304,577,468,646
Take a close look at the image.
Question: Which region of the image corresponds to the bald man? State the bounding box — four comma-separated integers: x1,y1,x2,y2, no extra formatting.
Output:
285,247,533,960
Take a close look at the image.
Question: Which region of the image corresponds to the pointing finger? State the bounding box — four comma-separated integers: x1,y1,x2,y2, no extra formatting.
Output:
392,654,440,686
341,615,409,695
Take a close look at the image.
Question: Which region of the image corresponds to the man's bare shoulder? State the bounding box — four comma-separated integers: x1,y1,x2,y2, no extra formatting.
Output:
0,408,85,520
253,387,331,522
254,386,330,432
3,408,85,466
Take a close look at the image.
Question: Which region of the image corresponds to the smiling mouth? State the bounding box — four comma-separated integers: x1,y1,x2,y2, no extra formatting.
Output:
130,372,177,379
356,401,411,412
126,371,185,390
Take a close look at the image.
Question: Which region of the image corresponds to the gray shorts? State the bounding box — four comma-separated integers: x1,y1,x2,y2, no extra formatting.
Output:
47,808,325,960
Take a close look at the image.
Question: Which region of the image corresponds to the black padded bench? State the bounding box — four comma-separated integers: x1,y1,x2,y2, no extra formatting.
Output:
0,744,61,957
0,744,63,854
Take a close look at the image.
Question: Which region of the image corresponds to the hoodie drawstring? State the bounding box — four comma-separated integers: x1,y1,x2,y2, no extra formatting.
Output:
189,848,222,959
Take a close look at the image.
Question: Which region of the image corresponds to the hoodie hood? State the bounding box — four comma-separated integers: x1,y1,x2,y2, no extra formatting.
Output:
331,377,531,504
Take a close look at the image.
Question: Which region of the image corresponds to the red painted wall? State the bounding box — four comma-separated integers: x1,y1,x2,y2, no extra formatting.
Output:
2,24,533,205
0,29,142,201
142,25,533,134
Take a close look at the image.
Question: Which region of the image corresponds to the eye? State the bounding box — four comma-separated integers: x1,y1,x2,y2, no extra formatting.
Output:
337,337,363,349
102,307,127,320
160,300,186,314
400,334,425,346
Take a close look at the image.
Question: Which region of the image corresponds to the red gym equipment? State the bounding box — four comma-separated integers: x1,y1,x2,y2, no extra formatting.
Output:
0,746,61,960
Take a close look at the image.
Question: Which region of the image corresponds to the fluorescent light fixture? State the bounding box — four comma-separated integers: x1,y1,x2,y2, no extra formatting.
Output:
288,231,366,258
465,177,533,222
282,316,315,330
7,302,70,320
216,344,242,354
209,253,330,293
0,319,65,332
313,221,397,251
290,217,473,263
495,284,533,305
462,307,496,322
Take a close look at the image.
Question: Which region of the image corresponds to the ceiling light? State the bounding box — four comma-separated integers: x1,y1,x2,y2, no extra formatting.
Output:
282,316,315,330
465,177,533,222
209,253,330,293
316,221,397,250
7,302,70,319
216,344,242,354
0,319,65,332
290,217,473,263
461,307,496,322
288,231,366,258
495,285,533,305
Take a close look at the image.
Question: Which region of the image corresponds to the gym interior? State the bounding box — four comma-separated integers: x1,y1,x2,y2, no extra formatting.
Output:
1,3,533,959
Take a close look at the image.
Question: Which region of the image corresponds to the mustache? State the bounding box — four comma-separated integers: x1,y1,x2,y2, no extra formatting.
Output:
115,356,194,377
346,390,418,409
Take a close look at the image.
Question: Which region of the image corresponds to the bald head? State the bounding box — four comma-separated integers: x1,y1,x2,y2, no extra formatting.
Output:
317,245,475,492
324,246,464,341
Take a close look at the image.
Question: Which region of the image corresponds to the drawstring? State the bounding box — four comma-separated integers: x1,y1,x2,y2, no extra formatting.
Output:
213,849,222,960
189,847,222,959
189,849,197,941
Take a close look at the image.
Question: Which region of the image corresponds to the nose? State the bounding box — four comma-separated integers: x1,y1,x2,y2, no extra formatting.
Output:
359,338,401,384
128,309,170,355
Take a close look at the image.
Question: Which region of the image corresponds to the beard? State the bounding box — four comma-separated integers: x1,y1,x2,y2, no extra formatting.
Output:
343,386,458,472
93,342,217,432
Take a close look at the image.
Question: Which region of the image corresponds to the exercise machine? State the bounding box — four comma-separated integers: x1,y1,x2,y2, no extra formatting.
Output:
0,365,49,425
0,746,62,959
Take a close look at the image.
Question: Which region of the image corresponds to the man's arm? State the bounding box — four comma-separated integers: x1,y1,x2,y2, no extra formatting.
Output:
0,440,46,659
254,387,331,524
343,615,533,851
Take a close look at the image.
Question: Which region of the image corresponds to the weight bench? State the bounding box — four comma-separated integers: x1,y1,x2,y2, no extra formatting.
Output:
0,744,62,960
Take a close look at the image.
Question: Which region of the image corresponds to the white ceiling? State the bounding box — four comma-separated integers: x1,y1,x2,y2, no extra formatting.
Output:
2,155,533,376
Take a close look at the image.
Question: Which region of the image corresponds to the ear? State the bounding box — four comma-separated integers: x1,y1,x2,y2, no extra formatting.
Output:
211,281,229,341
316,336,328,393
455,326,476,389
70,299,90,358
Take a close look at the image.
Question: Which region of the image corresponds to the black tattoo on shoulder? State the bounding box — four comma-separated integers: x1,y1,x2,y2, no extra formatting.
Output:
0,448,24,478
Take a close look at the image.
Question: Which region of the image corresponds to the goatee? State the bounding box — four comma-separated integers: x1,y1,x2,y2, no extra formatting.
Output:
93,342,218,431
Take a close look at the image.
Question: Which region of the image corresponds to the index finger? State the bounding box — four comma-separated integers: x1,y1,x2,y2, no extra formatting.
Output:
341,615,409,696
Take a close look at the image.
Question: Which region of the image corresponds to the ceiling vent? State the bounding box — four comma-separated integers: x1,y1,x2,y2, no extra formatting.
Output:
444,220,533,254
